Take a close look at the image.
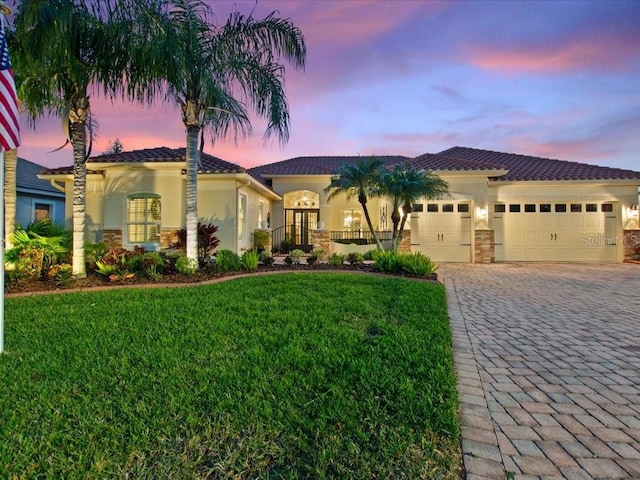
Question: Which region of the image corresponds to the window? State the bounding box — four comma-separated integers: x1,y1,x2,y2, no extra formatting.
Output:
555,204,567,213
586,204,597,212
442,204,454,212
571,203,582,213
601,203,613,212
524,204,536,213
238,194,247,239
427,204,439,212
34,202,52,221
457,204,469,213
258,201,265,227
509,204,521,213
127,194,161,244
412,204,424,212
540,204,551,213
494,204,506,213
343,209,363,231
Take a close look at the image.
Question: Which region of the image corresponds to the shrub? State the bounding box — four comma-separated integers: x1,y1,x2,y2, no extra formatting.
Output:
15,246,45,279
279,236,293,254
259,250,275,267
400,252,438,277
6,223,71,272
172,223,220,260
289,249,304,265
328,253,345,267
363,249,377,261
85,242,108,269
131,252,164,280
373,250,402,273
46,263,73,286
253,230,270,251
216,249,242,273
241,250,259,271
175,255,198,275
347,252,364,265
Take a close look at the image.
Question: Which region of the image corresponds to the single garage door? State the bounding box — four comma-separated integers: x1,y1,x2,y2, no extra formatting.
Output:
494,202,617,261
410,202,471,262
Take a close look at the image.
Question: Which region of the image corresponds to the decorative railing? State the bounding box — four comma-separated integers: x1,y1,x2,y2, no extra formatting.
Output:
330,230,392,245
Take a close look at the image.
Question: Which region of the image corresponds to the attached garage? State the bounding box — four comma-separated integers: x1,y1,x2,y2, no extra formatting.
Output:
494,201,618,262
410,201,472,262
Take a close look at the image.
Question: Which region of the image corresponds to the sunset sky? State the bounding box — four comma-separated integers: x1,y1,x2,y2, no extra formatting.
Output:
14,0,640,171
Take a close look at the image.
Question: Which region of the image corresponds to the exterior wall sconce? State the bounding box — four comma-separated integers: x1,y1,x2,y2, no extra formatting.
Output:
478,204,488,217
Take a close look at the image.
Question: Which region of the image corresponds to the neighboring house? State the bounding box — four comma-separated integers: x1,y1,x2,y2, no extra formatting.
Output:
16,157,66,227
39,145,640,262
248,147,640,263
38,147,280,252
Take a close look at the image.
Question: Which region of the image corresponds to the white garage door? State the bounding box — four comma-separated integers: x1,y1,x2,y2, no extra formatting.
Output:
410,202,471,262
494,202,617,262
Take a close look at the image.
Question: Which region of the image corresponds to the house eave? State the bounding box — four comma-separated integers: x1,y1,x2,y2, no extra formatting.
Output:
197,172,282,201
489,178,640,187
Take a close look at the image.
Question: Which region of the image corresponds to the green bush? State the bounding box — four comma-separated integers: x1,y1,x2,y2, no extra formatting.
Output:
400,252,438,277
45,263,73,286
85,242,108,268
129,252,165,279
372,250,402,273
259,250,275,267
363,249,377,261
253,230,270,251
175,255,198,275
347,252,364,265
289,249,305,265
328,253,345,267
241,250,259,271
216,249,242,273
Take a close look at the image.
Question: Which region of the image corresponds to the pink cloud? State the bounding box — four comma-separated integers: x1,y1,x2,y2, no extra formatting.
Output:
466,31,640,74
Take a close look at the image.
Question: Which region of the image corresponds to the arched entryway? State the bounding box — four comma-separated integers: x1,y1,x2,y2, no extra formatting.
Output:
277,190,320,252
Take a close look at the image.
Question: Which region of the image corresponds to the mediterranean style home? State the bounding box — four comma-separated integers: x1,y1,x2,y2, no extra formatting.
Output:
39,146,640,263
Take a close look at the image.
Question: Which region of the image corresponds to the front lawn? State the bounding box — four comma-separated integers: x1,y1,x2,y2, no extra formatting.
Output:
1,273,460,478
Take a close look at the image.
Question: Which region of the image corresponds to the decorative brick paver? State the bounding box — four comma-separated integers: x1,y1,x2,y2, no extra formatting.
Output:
442,263,640,479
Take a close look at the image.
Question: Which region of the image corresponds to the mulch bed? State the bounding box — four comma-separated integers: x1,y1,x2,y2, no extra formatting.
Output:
5,264,439,297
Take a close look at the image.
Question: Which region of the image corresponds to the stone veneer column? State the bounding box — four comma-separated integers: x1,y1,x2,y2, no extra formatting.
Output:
623,230,640,261
102,229,123,249
161,228,179,249
254,228,272,253
311,229,331,255
399,231,412,253
474,230,495,263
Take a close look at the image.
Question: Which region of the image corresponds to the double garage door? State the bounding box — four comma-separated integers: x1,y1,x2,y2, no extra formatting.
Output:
494,202,617,262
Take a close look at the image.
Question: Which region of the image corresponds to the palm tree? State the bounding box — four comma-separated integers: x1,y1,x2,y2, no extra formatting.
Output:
3,148,17,250
325,157,385,250
377,164,449,252
10,0,163,277
146,0,306,262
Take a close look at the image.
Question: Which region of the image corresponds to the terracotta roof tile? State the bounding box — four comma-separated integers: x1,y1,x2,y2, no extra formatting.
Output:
41,147,244,175
408,153,506,172
439,146,640,181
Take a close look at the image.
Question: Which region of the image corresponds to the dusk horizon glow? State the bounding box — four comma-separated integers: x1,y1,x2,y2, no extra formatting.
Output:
13,0,640,172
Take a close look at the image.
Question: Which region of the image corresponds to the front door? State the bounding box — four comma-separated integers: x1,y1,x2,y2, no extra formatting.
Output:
285,209,319,251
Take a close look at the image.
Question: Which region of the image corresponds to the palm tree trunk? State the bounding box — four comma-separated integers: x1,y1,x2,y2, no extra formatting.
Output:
396,202,412,252
4,149,17,250
360,201,383,250
391,209,402,252
185,125,199,262
70,119,87,278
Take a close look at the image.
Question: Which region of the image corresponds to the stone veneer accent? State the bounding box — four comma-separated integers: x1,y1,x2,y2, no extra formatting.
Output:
474,230,495,264
253,228,272,253
311,229,331,254
623,230,640,260
161,229,179,249
399,231,411,253
102,229,123,249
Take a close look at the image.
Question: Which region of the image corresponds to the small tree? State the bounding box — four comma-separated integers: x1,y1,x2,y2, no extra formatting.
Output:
377,165,448,252
103,138,124,155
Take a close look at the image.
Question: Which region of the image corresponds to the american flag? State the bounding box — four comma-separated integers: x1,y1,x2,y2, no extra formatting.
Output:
0,25,20,151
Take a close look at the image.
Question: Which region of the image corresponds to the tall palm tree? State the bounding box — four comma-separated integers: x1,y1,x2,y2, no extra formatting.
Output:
3,148,17,250
10,0,163,277
325,157,385,250
146,0,306,262
377,164,449,252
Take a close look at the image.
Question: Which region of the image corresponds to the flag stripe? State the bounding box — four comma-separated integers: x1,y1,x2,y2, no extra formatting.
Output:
0,27,20,151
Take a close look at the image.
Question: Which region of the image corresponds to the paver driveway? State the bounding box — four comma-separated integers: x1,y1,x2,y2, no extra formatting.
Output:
440,263,640,480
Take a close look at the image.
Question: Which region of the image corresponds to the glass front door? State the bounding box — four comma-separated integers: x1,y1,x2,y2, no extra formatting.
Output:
285,209,319,251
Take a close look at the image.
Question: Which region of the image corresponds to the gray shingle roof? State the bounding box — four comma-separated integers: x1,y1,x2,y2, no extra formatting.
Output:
41,147,245,175
17,157,64,196
439,146,640,181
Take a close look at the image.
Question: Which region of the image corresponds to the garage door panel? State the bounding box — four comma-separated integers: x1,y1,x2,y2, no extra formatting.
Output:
411,205,471,262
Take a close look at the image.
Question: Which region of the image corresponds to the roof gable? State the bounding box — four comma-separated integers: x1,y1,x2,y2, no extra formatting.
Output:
439,146,640,181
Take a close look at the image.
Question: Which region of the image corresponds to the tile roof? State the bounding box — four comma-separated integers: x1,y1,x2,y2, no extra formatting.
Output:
248,155,412,180
409,153,506,172
17,157,65,196
41,147,245,175
439,146,640,181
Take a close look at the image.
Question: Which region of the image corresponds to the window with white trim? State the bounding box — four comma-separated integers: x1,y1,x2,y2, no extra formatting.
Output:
127,194,161,244
238,194,247,239
343,209,363,231
258,201,265,227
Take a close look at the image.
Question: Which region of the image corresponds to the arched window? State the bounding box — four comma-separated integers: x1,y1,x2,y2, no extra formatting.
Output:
127,193,161,245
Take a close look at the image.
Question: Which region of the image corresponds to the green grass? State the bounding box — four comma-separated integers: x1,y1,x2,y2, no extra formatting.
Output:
1,273,460,479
